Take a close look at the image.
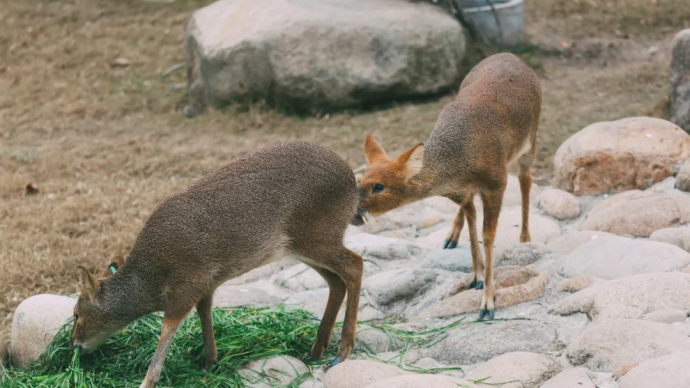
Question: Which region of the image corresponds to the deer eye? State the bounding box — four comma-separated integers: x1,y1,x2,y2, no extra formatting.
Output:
373,183,385,194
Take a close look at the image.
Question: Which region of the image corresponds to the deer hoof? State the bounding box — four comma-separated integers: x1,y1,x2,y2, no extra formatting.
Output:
478,308,495,321
328,357,341,368
475,281,484,290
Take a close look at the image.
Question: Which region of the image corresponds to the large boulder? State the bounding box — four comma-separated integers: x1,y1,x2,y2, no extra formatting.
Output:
553,117,690,195
464,352,561,388
186,0,466,112
556,236,690,279
324,360,411,388
238,356,309,388
618,352,690,388
566,319,690,372
11,294,76,367
580,190,690,237
670,29,690,132
551,273,690,321
421,320,557,365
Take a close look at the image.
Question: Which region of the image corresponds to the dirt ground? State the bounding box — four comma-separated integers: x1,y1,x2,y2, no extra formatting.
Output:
1,0,689,333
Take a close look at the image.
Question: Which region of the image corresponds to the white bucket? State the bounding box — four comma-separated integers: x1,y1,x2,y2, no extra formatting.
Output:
460,0,525,47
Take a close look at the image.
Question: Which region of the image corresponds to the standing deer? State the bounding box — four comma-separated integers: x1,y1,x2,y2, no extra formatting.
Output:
70,141,364,388
356,53,541,320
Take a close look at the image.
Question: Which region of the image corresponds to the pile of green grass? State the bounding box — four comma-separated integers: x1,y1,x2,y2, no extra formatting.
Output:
0,306,501,388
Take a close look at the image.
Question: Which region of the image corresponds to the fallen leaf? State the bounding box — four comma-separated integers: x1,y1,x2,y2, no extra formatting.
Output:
111,57,130,68
25,182,39,195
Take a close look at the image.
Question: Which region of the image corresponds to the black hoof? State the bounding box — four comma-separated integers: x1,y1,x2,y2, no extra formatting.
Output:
475,281,484,290
479,309,486,321
328,357,341,367
468,279,477,289
443,240,450,249
303,355,313,363
488,310,495,320
448,241,458,249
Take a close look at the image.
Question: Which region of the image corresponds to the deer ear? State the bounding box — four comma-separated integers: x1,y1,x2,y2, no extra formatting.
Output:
76,266,97,301
363,135,389,165
101,256,125,278
395,143,424,180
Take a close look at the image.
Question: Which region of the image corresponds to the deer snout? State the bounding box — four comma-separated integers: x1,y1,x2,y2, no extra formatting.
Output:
351,207,368,226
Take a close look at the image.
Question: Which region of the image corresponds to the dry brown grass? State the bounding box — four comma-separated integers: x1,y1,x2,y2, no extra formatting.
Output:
1,0,689,333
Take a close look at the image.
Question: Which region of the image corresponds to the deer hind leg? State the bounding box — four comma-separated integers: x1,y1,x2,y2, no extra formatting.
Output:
196,295,218,371
298,247,363,367
518,147,536,243
443,199,465,249
479,187,506,321
305,267,346,362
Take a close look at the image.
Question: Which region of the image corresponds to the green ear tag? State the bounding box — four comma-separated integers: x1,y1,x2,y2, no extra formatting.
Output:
109,265,117,274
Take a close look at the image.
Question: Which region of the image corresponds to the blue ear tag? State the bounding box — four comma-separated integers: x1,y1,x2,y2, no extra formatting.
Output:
109,265,117,274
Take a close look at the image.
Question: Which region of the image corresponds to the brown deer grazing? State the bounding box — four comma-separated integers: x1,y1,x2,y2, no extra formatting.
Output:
356,53,541,320
70,141,365,388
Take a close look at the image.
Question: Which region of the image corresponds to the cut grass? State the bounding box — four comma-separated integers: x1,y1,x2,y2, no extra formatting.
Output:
0,305,511,388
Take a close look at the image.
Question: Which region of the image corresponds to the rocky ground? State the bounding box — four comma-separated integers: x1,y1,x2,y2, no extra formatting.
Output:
4,115,690,387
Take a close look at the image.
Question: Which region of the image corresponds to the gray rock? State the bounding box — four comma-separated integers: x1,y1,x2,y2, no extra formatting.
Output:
365,269,437,306
11,294,76,368
363,374,479,388
417,209,562,249
497,242,553,266
324,360,411,388
362,202,449,235
275,263,327,292
552,273,690,321
556,236,690,279
671,29,690,133
566,319,690,372
676,158,690,191
537,189,581,220
553,117,690,195
421,245,473,272
238,355,308,388
422,320,557,365
213,281,289,308
581,190,690,237
547,231,617,255
464,352,561,388
649,225,690,251
540,368,595,388
619,352,690,388
355,325,403,353
226,258,298,285
186,0,466,112
345,233,422,261
421,266,548,318
643,308,688,324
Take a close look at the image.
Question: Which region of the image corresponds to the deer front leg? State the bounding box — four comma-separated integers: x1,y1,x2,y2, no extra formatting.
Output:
139,314,186,388
479,190,504,321
462,201,485,290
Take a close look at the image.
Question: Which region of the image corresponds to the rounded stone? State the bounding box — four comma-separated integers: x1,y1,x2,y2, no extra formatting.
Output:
10,294,76,368
186,0,466,111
